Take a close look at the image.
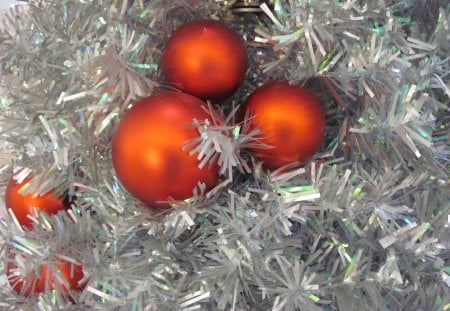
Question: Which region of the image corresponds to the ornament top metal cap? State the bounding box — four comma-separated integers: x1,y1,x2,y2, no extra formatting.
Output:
230,0,265,13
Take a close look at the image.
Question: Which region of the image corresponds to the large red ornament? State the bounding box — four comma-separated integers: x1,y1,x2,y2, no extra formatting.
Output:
7,255,85,298
5,175,68,229
161,19,248,101
112,92,219,208
243,81,326,169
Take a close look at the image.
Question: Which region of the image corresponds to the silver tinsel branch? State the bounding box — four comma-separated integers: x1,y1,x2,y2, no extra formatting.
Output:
0,0,448,310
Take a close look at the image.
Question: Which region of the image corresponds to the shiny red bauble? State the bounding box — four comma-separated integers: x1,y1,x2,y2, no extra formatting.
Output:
112,92,220,208
7,256,84,298
243,81,326,169
5,176,68,229
161,19,248,101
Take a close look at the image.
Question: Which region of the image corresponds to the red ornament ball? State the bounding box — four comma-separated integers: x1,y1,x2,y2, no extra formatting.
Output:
161,19,248,101
5,175,68,229
112,92,220,208
243,81,326,169
7,255,85,298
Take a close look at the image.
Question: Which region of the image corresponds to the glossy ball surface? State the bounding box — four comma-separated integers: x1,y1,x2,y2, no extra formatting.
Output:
243,81,326,169
112,92,219,208
5,176,67,229
7,256,84,298
161,19,248,101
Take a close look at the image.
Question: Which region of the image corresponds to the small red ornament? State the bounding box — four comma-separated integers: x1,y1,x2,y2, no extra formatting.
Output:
5,175,68,229
112,92,220,208
161,19,248,101
7,255,85,298
243,81,326,169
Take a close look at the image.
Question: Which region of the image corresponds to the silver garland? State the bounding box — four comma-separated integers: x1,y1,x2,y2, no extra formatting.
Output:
0,0,448,310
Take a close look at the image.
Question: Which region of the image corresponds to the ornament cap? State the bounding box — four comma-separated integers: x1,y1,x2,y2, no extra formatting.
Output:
231,1,263,13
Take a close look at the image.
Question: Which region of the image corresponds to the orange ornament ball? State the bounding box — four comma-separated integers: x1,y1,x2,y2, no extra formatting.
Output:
5,175,68,229
243,81,326,169
161,19,248,101
112,92,220,208
7,255,85,298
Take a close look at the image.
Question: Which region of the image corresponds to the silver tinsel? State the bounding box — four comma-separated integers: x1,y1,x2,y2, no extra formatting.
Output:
0,0,448,310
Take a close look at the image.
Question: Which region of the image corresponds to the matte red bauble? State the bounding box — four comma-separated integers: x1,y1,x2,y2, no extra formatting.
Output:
243,81,326,169
7,256,85,298
161,19,248,101
5,176,68,229
112,92,219,208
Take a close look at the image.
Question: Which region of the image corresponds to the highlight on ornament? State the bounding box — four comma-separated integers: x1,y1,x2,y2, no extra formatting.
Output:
112,91,221,208
243,81,326,169
5,171,70,229
161,19,248,101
